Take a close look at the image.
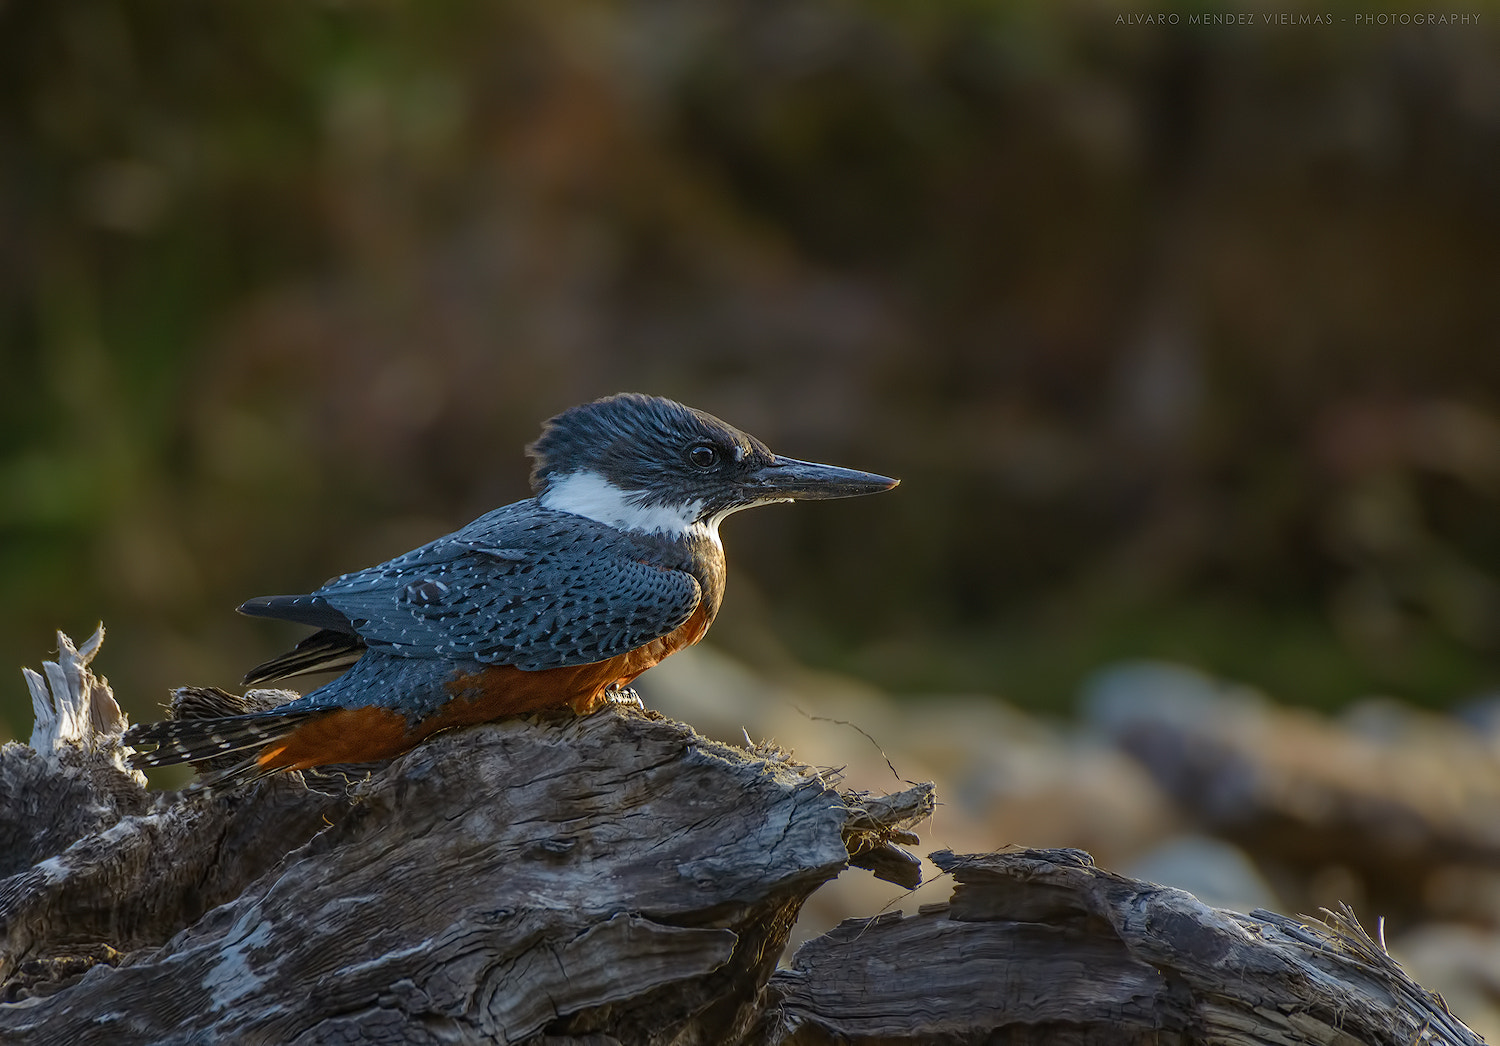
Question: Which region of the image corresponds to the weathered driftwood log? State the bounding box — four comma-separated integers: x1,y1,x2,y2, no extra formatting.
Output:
0,631,1484,1045
1,633,360,991
0,629,932,1044
767,849,1481,1045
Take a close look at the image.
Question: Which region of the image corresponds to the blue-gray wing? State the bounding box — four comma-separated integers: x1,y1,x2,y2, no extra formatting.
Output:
312,503,701,670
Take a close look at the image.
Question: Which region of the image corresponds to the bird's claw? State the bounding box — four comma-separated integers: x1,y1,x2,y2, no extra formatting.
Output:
605,684,643,709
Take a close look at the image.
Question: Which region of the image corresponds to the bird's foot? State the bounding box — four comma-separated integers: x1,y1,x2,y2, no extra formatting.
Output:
604,683,643,709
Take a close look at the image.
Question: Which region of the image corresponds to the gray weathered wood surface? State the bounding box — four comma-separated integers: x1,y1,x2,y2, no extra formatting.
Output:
0,630,1484,1045
769,849,1482,1045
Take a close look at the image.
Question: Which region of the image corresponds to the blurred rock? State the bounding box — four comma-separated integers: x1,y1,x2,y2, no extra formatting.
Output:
1392,924,1500,1044
1123,833,1282,914
1084,660,1500,927
645,644,1179,864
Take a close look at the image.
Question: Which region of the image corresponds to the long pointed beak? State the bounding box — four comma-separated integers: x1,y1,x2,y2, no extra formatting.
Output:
745,455,899,501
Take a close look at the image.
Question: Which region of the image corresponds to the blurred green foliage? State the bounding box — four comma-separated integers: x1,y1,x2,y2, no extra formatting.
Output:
3,1,1500,739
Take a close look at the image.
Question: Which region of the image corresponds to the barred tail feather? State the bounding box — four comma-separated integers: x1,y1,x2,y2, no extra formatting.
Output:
124,709,323,769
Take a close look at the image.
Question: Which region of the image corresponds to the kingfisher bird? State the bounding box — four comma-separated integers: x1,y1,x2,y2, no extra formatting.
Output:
124,393,897,786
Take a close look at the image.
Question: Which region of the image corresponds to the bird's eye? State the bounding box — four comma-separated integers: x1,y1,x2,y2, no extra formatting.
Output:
687,443,719,469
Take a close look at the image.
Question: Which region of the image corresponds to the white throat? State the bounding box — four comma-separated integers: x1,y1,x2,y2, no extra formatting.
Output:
540,471,707,538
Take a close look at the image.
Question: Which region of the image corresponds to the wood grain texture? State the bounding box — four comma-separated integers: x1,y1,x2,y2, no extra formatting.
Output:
763,847,1482,1046
2,649,867,1044
3,629,148,880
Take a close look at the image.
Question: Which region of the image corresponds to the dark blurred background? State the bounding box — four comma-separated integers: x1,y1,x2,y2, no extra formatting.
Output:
4,1,1500,739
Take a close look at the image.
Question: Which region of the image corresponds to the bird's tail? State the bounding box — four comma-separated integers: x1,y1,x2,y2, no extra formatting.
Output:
124,705,321,770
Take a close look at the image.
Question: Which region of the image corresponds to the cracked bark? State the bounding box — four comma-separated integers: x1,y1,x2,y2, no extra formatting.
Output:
0,630,1484,1045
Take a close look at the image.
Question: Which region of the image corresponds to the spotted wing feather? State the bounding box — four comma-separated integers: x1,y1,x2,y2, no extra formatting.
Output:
280,502,702,671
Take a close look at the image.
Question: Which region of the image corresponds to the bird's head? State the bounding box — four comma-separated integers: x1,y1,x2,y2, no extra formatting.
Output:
528,393,897,537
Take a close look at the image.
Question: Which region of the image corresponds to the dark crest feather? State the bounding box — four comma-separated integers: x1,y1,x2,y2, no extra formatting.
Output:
526,393,771,495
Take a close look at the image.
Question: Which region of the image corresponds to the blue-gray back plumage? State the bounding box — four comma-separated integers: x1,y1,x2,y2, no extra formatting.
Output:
242,500,712,674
